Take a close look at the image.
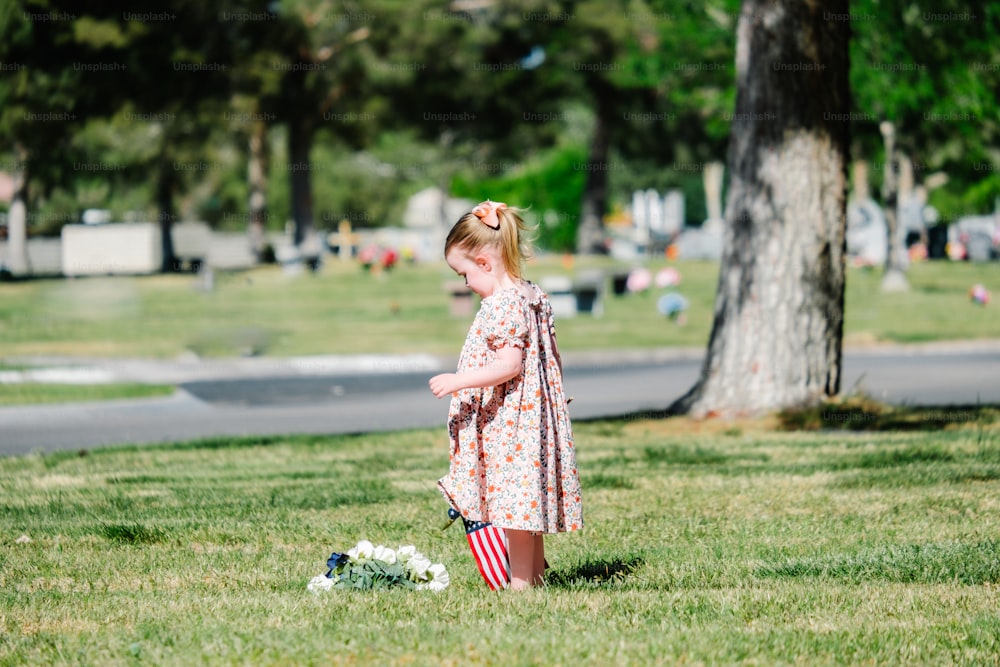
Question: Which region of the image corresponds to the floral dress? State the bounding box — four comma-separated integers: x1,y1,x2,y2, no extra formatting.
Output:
438,282,583,534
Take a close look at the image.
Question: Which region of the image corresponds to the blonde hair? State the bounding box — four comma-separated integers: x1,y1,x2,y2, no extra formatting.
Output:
445,206,532,280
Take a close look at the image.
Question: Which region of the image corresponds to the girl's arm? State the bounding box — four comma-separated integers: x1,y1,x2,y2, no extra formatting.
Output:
429,346,524,398
551,332,563,375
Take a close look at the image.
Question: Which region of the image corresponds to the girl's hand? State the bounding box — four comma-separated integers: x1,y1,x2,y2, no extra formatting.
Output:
429,373,460,398
429,348,523,399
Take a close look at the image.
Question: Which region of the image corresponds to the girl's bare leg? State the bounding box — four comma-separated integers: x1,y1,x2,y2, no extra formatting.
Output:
507,530,545,590
532,533,546,585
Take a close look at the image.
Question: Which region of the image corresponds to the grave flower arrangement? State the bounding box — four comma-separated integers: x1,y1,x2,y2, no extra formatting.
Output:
970,283,990,306
657,292,689,321
307,540,449,592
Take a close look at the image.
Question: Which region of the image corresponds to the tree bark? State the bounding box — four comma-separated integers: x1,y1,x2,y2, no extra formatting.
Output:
671,0,850,417
576,85,613,255
879,121,909,291
289,114,319,268
5,145,30,276
156,153,178,273
247,118,270,261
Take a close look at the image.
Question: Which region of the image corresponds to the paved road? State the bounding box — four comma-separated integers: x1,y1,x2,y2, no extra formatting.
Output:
1,346,998,456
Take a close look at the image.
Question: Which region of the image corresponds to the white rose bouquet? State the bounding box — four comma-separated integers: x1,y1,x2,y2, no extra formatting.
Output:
307,540,450,592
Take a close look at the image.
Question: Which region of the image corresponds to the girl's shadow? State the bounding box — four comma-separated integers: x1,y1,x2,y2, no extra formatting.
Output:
546,556,643,588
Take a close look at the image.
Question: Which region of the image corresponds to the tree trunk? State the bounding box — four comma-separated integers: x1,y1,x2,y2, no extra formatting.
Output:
247,119,270,261
576,85,612,255
5,145,30,276
289,115,319,269
879,121,909,291
671,0,850,418
157,153,178,273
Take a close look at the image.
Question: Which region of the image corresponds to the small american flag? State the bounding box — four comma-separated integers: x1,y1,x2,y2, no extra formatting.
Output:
445,508,509,590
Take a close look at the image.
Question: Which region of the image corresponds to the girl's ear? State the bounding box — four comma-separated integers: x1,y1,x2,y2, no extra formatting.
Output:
474,252,491,271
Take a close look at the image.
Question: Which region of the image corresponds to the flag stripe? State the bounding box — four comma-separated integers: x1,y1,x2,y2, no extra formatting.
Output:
484,527,508,569
486,529,509,589
467,523,509,590
468,531,498,588
449,509,511,590
483,527,508,588
469,529,506,589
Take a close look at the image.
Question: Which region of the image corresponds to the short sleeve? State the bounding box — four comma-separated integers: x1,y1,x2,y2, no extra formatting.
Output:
482,291,528,351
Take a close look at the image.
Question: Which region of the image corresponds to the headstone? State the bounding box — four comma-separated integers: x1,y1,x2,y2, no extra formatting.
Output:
952,215,999,262
573,269,605,317
194,263,215,293
609,238,641,261
703,161,725,230
675,226,723,260
646,189,663,235
445,281,474,317
631,189,650,248
1,237,59,275
851,160,870,202
172,221,212,272
662,189,684,237
540,275,576,319
274,243,304,276
300,232,324,272
895,156,927,247
846,199,888,265
898,196,926,236
404,187,444,229
205,232,258,270
402,187,474,262
327,220,360,261
675,174,724,262
403,186,473,229
61,222,162,276
631,189,647,231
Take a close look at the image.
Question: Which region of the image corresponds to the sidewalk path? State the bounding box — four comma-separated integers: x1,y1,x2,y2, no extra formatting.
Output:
2,340,998,456
6,339,999,386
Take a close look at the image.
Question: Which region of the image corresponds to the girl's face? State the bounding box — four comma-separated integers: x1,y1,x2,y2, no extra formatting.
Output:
446,246,497,298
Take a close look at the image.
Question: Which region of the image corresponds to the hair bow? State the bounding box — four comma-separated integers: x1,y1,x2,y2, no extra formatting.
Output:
471,199,507,230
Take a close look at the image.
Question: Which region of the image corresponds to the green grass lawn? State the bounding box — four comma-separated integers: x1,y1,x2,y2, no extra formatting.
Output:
0,383,174,407
0,258,995,405
0,258,996,361
2,410,998,666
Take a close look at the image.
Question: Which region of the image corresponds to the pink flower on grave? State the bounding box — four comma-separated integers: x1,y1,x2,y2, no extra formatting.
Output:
359,245,379,266
655,267,681,288
970,284,990,305
908,243,928,262
626,268,652,293
946,241,966,261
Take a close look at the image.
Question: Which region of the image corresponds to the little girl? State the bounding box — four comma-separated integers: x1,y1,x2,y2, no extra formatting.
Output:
429,199,583,590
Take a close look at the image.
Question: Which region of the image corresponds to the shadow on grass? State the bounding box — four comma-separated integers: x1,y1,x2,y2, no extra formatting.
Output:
575,405,686,427
583,473,636,490
547,555,644,589
777,397,999,432
99,521,165,545
580,395,998,435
